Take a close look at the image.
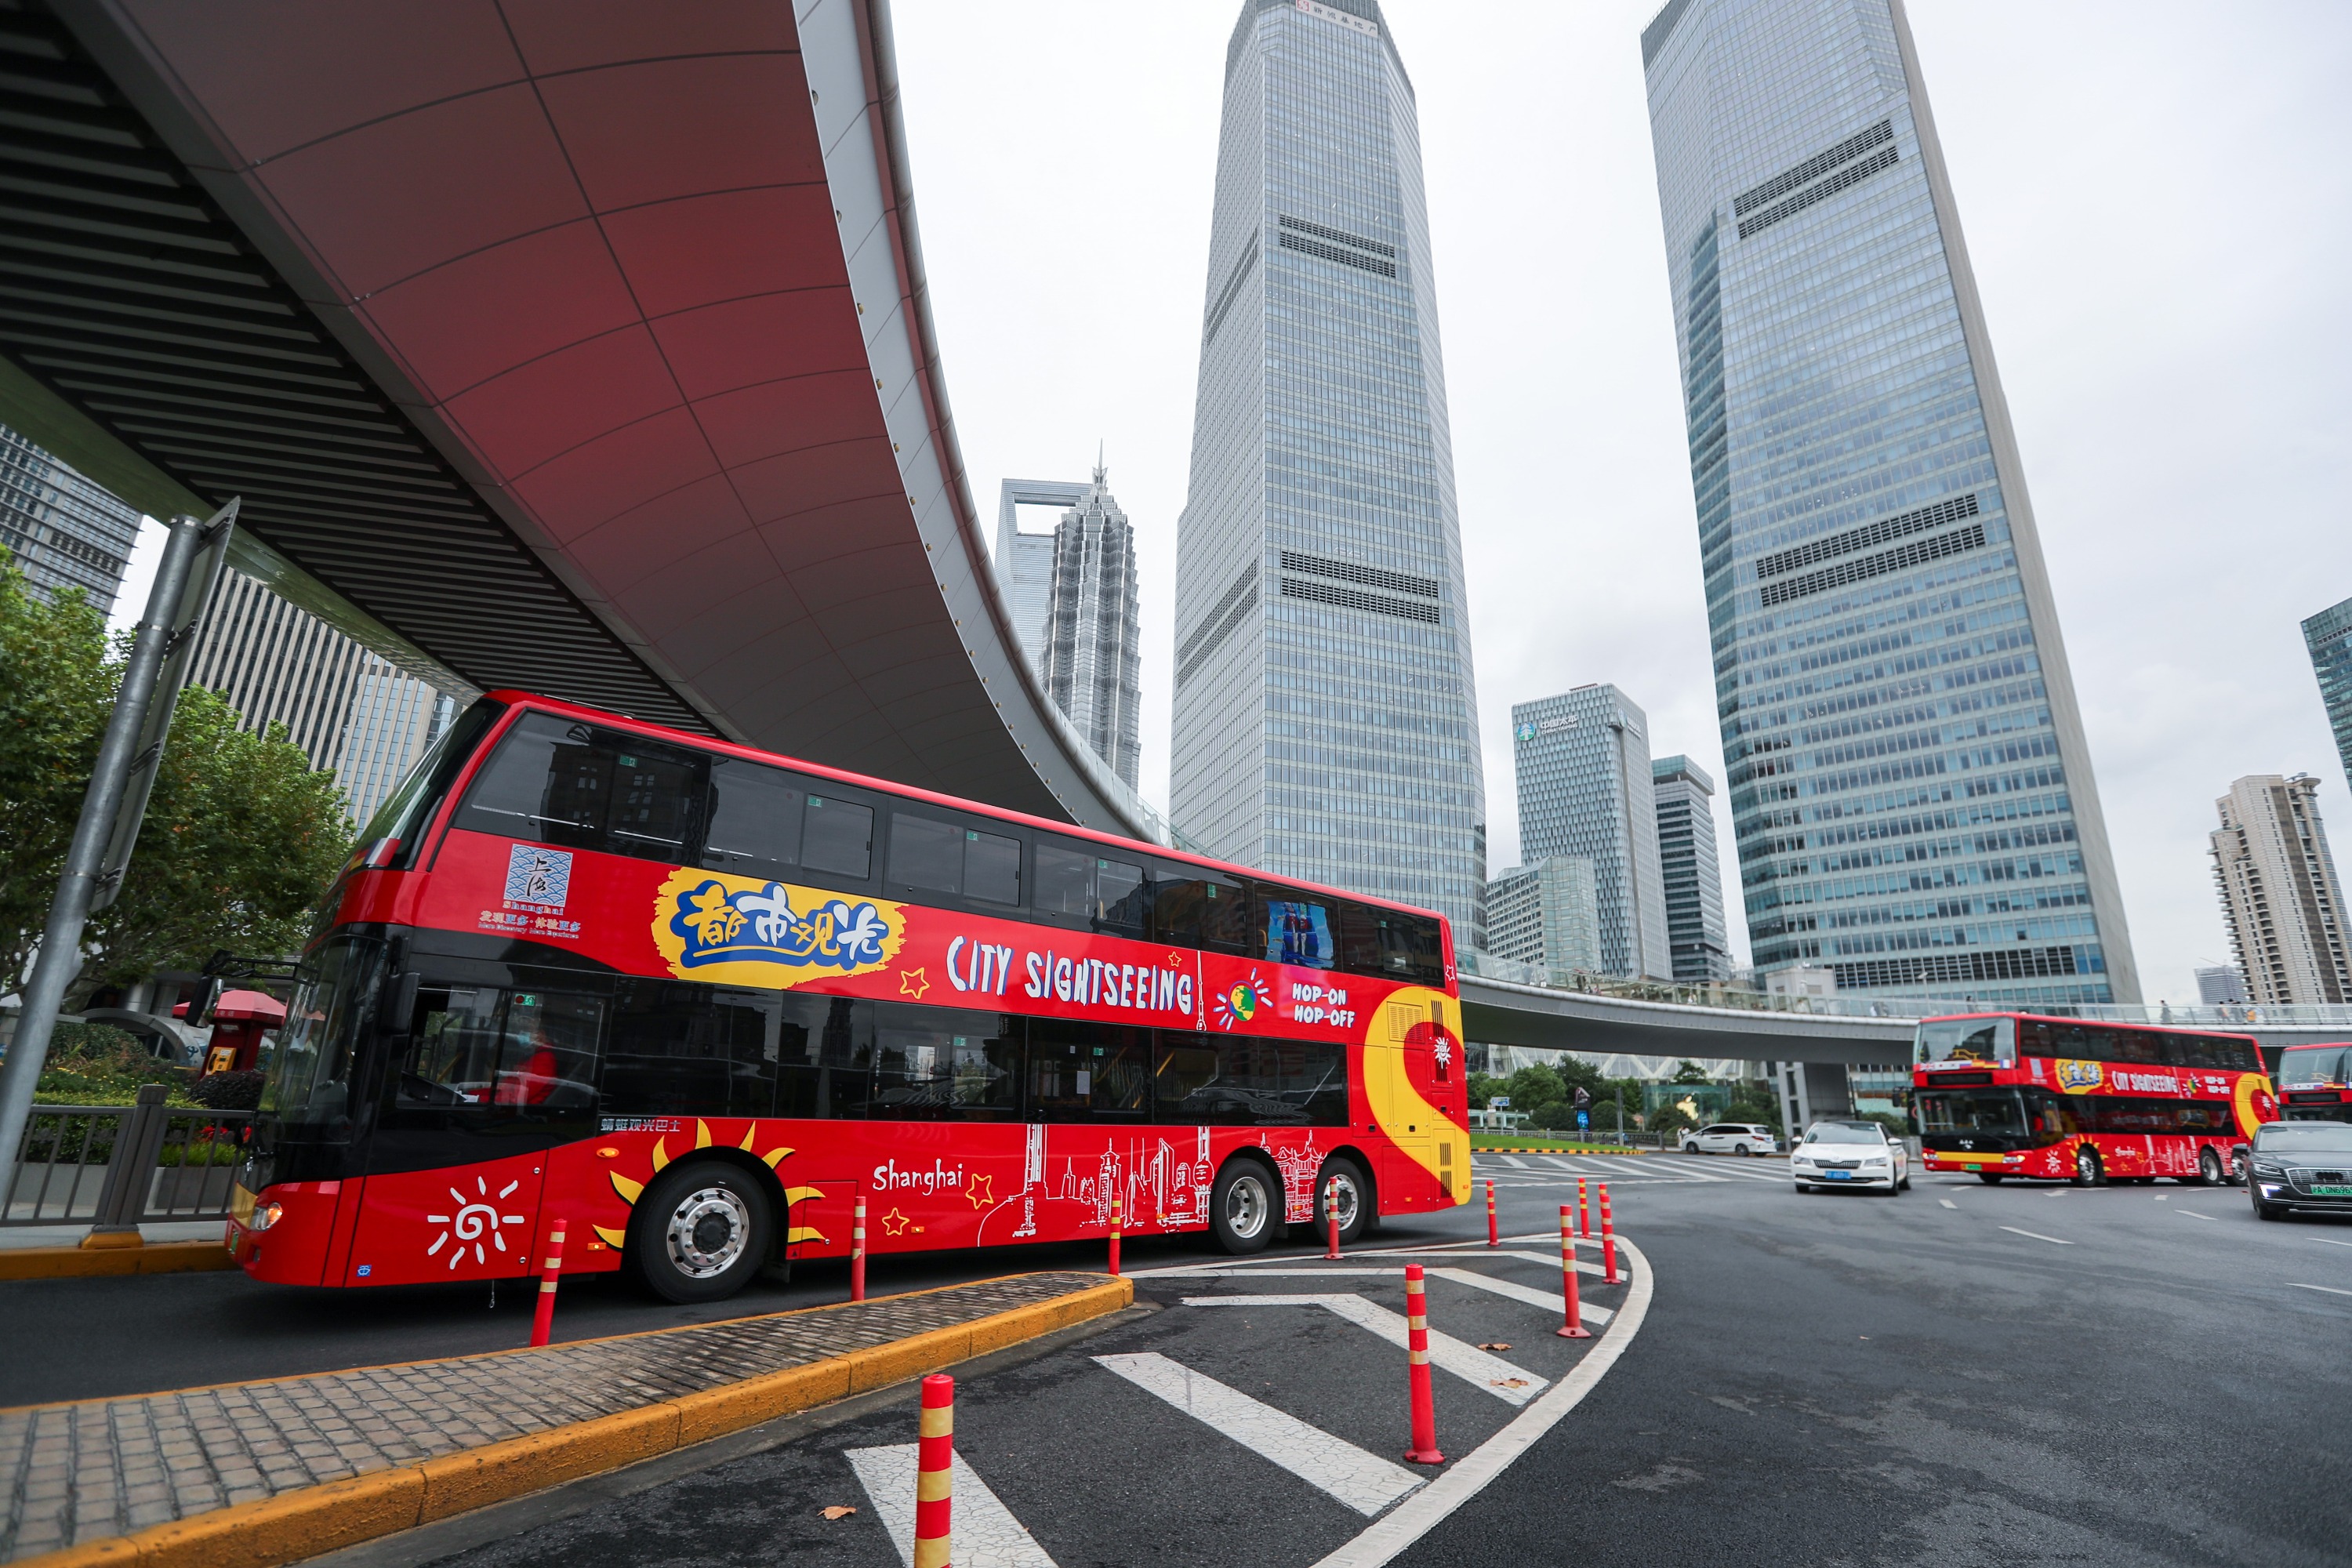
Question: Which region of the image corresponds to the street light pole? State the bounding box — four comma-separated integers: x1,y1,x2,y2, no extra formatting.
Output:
0,516,205,1174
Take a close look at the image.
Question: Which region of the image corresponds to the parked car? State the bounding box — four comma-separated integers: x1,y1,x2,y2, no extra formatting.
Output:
1681,1122,1779,1156
2248,1120,2352,1220
1792,1120,1910,1194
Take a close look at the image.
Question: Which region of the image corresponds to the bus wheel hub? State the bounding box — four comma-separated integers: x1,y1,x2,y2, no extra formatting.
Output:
667,1187,750,1276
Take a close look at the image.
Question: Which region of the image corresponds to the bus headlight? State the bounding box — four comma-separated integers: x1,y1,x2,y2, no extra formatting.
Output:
247,1202,284,1232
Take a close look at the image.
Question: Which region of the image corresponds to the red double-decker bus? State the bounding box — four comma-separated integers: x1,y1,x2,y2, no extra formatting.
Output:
227,694,1470,1301
2274,1043,2352,1121
1913,1012,2276,1186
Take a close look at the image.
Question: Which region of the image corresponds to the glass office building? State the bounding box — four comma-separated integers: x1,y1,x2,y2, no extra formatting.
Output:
1513,686,1671,979
2304,596,2352,796
0,423,139,615
1653,754,1733,982
1172,0,1484,939
1642,0,2139,1004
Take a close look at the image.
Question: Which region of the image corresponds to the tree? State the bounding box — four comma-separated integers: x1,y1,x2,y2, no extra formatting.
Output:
1670,1059,1712,1084
0,550,353,1000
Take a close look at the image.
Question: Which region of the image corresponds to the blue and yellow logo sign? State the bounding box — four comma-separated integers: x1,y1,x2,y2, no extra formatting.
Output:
2055,1058,2103,1093
653,868,906,987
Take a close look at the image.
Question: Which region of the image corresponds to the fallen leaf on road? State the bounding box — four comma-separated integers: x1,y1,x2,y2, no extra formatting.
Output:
1477,1342,1512,1351
821,1507,857,1520
1490,1377,1530,1389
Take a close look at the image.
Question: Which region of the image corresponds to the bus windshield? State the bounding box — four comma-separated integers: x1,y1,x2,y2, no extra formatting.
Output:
260,935,384,1138
2278,1045,2352,1088
1917,1088,2028,1134
1915,1017,2014,1065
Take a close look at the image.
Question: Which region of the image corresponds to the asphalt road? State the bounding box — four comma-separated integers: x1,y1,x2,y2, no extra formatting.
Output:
21,1154,2350,1566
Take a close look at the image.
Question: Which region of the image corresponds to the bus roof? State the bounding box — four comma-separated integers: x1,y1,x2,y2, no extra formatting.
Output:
478,690,1453,928
1918,1010,2257,1044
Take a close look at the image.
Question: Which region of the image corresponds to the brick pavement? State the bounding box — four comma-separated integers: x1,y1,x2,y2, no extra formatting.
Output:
0,1272,1106,1561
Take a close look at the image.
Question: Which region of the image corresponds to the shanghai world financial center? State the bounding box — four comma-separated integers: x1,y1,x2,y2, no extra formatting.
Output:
1644,0,2139,1004
1173,0,1485,942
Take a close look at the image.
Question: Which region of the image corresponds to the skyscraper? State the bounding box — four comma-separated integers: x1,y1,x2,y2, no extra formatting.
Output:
1653,754,1733,982
996,478,1090,670
1486,857,1602,980
0,423,140,615
2210,774,2350,1007
2304,596,2352,795
1643,0,2139,1004
1172,0,1484,938
1513,686,1671,979
1041,463,1142,789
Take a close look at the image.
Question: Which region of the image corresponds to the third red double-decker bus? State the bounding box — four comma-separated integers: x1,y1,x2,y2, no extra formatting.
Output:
226,694,1471,1301
2273,1042,2352,1121
1913,1012,2276,1185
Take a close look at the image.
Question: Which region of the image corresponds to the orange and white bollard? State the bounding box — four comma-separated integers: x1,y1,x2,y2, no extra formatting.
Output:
1324,1177,1345,1260
851,1192,867,1302
1577,1176,1591,1239
1485,1178,1499,1248
528,1216,566,1348
1555,1205,1591,1339
1599,1182,1619,1285
913,1374,953,1568
1109,1190,1123,1276
1401,1265,1444,1465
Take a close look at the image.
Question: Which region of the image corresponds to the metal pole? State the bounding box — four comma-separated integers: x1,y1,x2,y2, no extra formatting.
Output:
0,517,203,1174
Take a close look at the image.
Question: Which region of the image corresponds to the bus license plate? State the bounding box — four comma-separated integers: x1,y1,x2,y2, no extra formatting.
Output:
2314,1185,2352,1196
1825,1171,1851,1180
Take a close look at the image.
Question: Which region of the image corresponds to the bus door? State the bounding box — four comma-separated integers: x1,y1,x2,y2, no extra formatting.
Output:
345,982,604,1285
1375,998,1438,1198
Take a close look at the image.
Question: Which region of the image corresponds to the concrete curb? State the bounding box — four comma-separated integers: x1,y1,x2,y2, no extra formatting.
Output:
14,1274,1132,1568
0,1242,235,1282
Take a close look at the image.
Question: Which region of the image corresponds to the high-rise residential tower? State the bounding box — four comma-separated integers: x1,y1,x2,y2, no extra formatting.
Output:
1643,0,2139,1004
2305,596,2352,795
1,423,140,615
1513,686,1671,979
1041,462,1142,789
1171,0,1484,938
1653,755,1733,983
2210,774,2350,1007
996,478,1090,670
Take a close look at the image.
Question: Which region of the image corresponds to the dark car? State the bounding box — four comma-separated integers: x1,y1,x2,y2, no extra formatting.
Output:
2247,1120,2352,1220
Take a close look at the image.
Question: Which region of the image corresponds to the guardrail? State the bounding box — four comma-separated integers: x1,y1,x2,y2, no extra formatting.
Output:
4,1084,251,1236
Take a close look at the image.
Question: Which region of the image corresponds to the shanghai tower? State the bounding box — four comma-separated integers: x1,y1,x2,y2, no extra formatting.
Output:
1172,0,1485,942
1643,0,2139,1003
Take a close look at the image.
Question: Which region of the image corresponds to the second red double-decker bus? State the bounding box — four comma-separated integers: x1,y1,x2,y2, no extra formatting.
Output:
1913,1012,2277,1185
227,694,1471,1301
2273,1042,2352,1121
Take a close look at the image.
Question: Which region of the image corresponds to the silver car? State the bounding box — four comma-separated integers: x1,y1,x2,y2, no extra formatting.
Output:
1792,1120,1910,1193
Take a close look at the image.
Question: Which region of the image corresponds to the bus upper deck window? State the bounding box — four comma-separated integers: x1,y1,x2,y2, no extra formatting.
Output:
700,759,802,881
801,795,873,880
455,713,706,864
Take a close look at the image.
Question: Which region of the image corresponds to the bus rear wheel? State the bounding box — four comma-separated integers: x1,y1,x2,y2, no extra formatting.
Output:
630,1162,772,1304
2196,1148,2225,1187
2071,1146,2104,1188
1210,1159,1279,1255
1314,1156,1370,1247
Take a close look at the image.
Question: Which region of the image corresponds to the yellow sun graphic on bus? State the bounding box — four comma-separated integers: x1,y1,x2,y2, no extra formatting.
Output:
1212,974,1272,1032
593,1120,829,1252
426,1175,528,1269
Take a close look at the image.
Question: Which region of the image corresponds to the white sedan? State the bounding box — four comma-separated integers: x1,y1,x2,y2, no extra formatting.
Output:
1682,1122,1780,1156
1791,1120,1910,1193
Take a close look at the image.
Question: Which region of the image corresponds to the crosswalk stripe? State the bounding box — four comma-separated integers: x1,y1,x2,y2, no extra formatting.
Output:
847,1444,1058,1567
1184,1294,1550,1405
1498,1155,1530,1169
1157,1254,1613,1282
1427,1266,1612,1326
1094,1352,1425,1515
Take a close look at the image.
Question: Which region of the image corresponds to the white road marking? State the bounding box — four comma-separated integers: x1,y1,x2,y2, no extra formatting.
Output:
1498,1156,1530,1169
846,1445,1057,1568
2175,1208,2217,1221
1998,1225,2072,1245
2154,1195,2168,1201
1426,1266,1613,1326
1094,1352,1424,1516
1939,1199,1958,1210
2308,1237,2352,1249
2288,1283,2352,1298
1308,1234,1654,1568
1182,1294,1548,1406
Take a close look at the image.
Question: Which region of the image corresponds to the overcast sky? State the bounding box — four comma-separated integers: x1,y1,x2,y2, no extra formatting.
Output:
891,0,2352,1004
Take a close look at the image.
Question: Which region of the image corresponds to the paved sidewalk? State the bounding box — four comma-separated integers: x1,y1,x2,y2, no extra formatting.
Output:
0,1272,1112,1562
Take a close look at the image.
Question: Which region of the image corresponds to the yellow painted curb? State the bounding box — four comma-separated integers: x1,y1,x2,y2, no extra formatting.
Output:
0,1241,236,1281
13,1275,1132,1568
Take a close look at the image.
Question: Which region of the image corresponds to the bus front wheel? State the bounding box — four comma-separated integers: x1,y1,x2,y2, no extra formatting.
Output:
2197,1149,2225,1187
2072,1146,2104,1188
630,1162,773,1304
1976,1173,2005,1184
1210,1159,1279,1255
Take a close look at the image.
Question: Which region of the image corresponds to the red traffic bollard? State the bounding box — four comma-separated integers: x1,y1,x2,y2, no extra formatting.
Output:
1485,1178,1499,1248
914,1374,953,1568
1402,1265,1445,1465
528,1216,566,1348
1555,1205,1591,1339
1577,1176,1591,1239
1324,1176,1343,1260
1109,1189,1123,1277
851,1192,867,1302
1600,1182,1619,1285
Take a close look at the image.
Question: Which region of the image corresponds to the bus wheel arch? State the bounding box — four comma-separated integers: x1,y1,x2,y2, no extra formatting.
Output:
626,1156,777,1304
1209,1155,1283,1255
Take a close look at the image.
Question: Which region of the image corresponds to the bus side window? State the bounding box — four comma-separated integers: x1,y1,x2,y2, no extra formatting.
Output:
1096,858,1148,937
453,712,707,865
1151,1035,1345,1126
700,759,801,881
601,981,775,1119
869,1003,1021,1121
1029,1020,1149,1122
800,794,875,883
772,994,875,1119
1256,886,1335,970
1034,840,1096,925
395,986,601,1116
1152,873,1248,953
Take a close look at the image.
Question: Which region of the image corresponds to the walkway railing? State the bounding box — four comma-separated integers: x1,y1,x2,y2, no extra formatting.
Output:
4,1085,250,1235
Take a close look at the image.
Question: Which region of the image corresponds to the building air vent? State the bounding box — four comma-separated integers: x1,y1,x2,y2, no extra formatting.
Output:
1279,549,1439,598
1737,145,1900,238
1279,576,1441,624
1832,946,2078,990
1755,492,1980,580
1733,120,1894,216
1203,229,1260,347
1176,564,1259,687
1757,523,1987,608
1275,214,1399,278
